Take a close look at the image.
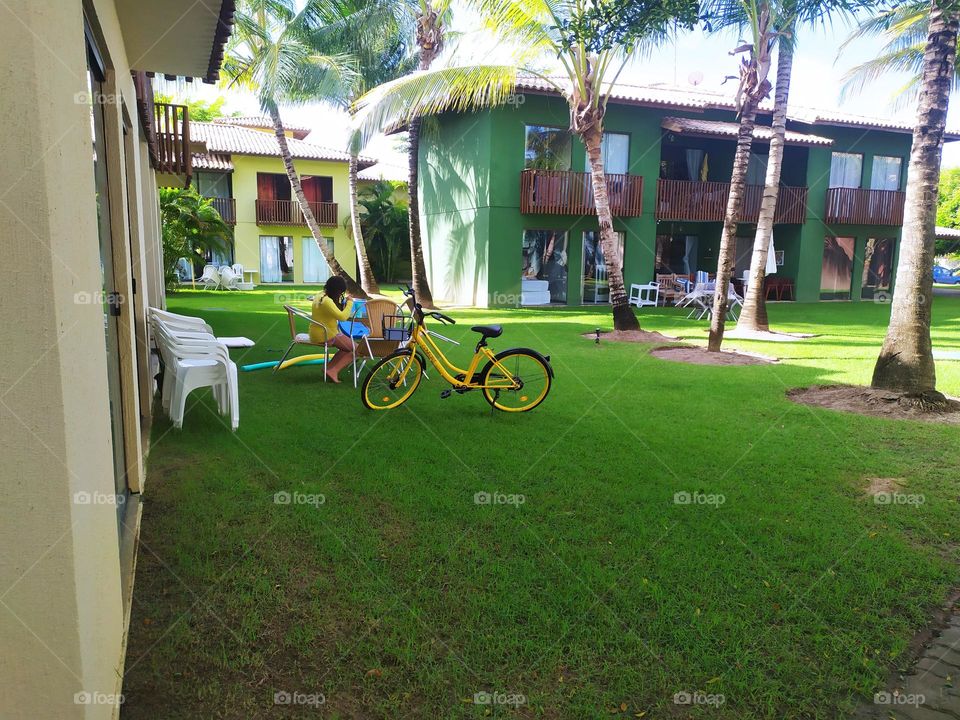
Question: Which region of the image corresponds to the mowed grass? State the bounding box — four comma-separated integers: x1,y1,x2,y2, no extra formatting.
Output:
122,288,960,719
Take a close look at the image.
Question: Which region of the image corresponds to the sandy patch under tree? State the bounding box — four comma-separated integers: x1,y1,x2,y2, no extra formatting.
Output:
649,345,778,366
789,385,960,424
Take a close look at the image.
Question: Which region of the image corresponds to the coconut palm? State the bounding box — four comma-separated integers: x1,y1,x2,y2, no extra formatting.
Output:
311,0,418,294
872,0,959,403
712,0,870,335
840,1,960,107
223,0,367,296
354,0,700,330
706,0,776,351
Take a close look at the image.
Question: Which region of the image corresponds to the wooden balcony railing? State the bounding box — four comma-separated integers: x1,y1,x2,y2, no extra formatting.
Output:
520,169,643,216
824,187,905,225
656,179,808,224
255,199,338,226
153,102,191,181
207,197,236,225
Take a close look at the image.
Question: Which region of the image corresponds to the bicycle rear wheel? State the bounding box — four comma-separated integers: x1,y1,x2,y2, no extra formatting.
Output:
480,348,552,412
361,350,424,410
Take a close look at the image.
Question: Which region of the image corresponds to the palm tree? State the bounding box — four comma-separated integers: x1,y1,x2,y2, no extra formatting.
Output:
722,0,867,334
840,1,959,107
406,0,454,309
313,0,418,294
353,0,699,330
159,187,232,289
707,0,776,351
223,0,366,296
872,0,958,403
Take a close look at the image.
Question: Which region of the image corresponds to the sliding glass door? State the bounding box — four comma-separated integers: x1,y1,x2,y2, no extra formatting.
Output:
582,231,624,303
821,236,855,300
861,238,895,299
260,236,294,283
302,237,333,283
522,230,568,304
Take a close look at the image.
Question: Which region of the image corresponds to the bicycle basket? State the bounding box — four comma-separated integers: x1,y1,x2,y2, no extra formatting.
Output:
383,313,413,342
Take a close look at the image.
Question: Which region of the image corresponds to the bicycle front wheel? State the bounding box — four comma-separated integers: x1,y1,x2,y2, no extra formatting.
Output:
361,350,424,410
480,348,552,412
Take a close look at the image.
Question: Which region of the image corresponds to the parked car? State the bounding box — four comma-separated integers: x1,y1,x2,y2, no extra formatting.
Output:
934,265,960,284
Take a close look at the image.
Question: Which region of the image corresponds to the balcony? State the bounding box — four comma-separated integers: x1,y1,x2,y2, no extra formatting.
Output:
519,169,643,216
824,187,905,225
207,197,236,225
132,72,192,188
255,199,338,226
656,179,808,224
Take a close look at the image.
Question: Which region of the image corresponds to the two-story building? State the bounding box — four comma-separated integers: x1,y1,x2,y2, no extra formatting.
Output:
191,117,378,284
419,78,958,307
1,1,232,718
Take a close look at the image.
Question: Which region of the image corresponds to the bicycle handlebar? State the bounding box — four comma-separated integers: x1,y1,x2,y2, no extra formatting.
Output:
428,311,456,325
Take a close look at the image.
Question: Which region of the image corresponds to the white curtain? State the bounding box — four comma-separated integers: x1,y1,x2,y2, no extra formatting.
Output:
829,153,863,188
683,236,698,274
871,156,902,190
260,237,280,283
601,133,630,174
302,237,332,283
685,149,705,182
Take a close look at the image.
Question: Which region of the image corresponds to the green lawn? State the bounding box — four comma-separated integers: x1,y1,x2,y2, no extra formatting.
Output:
122,289,960,719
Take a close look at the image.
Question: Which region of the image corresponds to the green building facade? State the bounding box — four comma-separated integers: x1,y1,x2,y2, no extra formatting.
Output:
418,84,939,308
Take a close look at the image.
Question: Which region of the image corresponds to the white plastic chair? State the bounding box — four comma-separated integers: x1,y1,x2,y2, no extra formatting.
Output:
219,265,240,291
149,307,214,334
198,264,221,290
152,319,239,431
629,283,659,308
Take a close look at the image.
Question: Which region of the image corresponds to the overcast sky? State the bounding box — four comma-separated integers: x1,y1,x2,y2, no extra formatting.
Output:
179,7,960,169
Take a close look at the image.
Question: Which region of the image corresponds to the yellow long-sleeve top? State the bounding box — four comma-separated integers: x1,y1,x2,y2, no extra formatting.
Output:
310,295,354,343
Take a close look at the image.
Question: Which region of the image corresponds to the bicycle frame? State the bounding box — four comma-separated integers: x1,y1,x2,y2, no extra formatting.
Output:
392,317,520,391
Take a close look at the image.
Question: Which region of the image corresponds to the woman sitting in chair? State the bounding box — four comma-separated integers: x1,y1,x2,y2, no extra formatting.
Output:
311,276,355,383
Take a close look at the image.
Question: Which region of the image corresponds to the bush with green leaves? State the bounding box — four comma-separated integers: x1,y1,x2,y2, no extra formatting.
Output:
160,186,232,290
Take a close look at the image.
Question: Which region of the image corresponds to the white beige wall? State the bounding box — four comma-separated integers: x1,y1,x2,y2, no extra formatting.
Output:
0,1,164,717
231,154,357,284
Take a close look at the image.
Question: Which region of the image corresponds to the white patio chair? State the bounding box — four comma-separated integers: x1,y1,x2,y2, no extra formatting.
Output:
149,307,213,334
152,319,238,430
197,264,220,290
219,265,240,291
629,283,659,308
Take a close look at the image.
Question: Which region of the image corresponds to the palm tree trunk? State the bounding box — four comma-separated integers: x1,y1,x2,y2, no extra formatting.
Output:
872,0,957,400
407,117,434,307
349,153,379,294
268,106,366,297
582,126,639,331
738,30,795,333
708,101,760,351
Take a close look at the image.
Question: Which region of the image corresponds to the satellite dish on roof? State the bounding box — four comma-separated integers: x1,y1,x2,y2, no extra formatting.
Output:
688,71,704,86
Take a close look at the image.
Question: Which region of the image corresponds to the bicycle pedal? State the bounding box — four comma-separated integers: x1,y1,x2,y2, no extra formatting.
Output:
440,389,452,399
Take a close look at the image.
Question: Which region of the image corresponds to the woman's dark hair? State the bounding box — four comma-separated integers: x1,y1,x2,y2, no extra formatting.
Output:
323,275,347,309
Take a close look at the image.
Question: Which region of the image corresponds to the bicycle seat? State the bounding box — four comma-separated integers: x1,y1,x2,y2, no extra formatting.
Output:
471,324,502,339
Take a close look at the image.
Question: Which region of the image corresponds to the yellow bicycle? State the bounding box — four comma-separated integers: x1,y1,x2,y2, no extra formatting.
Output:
361,287,554,412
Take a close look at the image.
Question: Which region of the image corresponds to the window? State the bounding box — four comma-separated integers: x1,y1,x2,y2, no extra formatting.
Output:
303,237,334,283
746,153,768,185
829,152,863,188
871,156,902,191
524,126,572,170
522,230,568,304
600,133,629,174
655,235,698,275
861,238,895,299
195,171,231,198
582,231,624,303
260,235,295,282
820,236,855,300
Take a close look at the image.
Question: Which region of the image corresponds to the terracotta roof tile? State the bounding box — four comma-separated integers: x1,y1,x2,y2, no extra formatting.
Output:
661,117,834,147
191,121,374,167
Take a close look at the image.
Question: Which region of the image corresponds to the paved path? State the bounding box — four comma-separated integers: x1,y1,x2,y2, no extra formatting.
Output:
854,613,960,719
